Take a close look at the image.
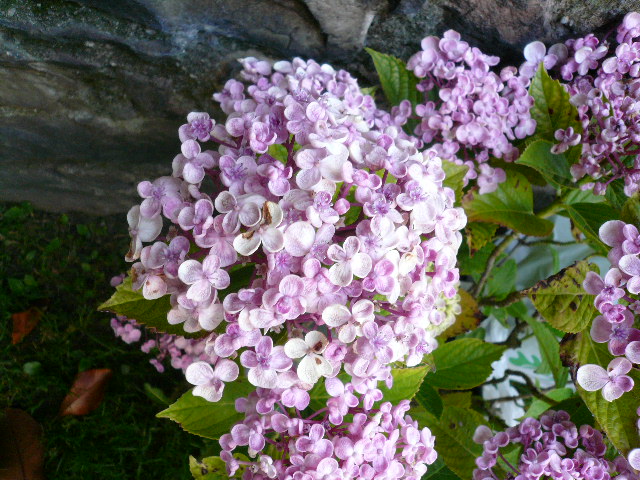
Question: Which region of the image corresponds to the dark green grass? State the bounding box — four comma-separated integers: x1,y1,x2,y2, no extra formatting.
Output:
0,202,211,479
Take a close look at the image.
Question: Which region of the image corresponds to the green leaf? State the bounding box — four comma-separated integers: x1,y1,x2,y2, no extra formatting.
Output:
605,179,627,210
442,161,469,204
462,172,554,237
412,406,485,479
621,193,640,226
526,260,600,333
427,338,506,390
569,333,640,455
343,206,362,226
157,380,254,439
561,202,620,249
515,140,573,189
441,391,472,409
380,364,431,404
465,222,498,256
189,456,229,480
562,188,604,205
217,264,255,301
529,64,582,150
360,86,378,96
98,277,190,337
422,458,461,480
552,395,594,427
144,383,170,407
365,48,421,107
415,381,444,418
309,364,430,410
459,242,495,283
484,258,517,301
523,388,574,419
522,316,568,387
266,144,289,164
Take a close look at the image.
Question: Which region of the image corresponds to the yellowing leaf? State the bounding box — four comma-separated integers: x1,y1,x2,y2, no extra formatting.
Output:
439,289,484,340
526,260,599,333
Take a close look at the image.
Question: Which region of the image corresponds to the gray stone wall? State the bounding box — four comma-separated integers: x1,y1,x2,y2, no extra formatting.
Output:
1,0,639,213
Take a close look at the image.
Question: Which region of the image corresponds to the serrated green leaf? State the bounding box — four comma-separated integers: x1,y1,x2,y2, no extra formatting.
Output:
529,64,582,150
522,316,568,387
415,381,444,418
366,48,422,107
412,406,485,479
98,277,190,336
422,457,461,480
458,242,494,283
561,202,620,249
462,172,554,237
562,188,604,205
552,395,594,427
360,86,378,96
441,391,472,409
523,388,574,418
515,140,573,189
605,179,627,210
621,193,640,225
485,258,517,301
266,144,289,164
427,338,506,390
570,333,640,455
380,364,431,403
442,161,469,204
308,364,430,410
157,381,254,439
217,264,256,301
526,260,600,333
144,383,170,407
344,206,362,226
465,222,497,255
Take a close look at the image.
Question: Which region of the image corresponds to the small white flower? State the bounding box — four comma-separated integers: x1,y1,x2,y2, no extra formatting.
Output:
125,205,163,262
233,201,284,256
284,331,332,384
326,236,372,286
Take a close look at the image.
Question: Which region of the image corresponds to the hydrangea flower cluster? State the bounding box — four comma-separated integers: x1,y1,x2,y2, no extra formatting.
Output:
472,410,639,480
405,30,536,193
578,220,640,402
526,12,640,196
121,55,466,477
110,315,216,373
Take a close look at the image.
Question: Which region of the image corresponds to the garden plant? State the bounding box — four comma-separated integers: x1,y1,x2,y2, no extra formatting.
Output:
100,11,640,480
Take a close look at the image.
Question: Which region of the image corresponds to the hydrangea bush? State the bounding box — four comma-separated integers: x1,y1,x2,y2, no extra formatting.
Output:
100,12,640,480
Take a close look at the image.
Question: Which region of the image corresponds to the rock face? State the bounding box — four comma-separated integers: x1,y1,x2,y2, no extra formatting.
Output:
1,0,638,213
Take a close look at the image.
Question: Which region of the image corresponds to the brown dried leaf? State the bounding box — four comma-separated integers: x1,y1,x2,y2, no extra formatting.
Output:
11,308,42,345
60,369,112,416
0,408,44,480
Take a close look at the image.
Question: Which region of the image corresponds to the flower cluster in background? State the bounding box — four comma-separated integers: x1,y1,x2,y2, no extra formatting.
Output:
529,12,640,196
111,315,215,373
405,30,536,194
117,52,466,478
104,11,640,478
578,220,640,401
473,410,639,479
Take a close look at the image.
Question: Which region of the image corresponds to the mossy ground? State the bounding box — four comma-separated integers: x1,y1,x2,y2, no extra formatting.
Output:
0,202,212,479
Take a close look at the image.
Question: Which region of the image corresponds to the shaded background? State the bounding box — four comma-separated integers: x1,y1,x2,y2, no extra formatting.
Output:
2,0,640,213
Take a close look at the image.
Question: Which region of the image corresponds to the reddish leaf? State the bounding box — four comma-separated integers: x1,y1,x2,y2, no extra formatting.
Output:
60,369,112,416
11,308,42,344
0,408,45,480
